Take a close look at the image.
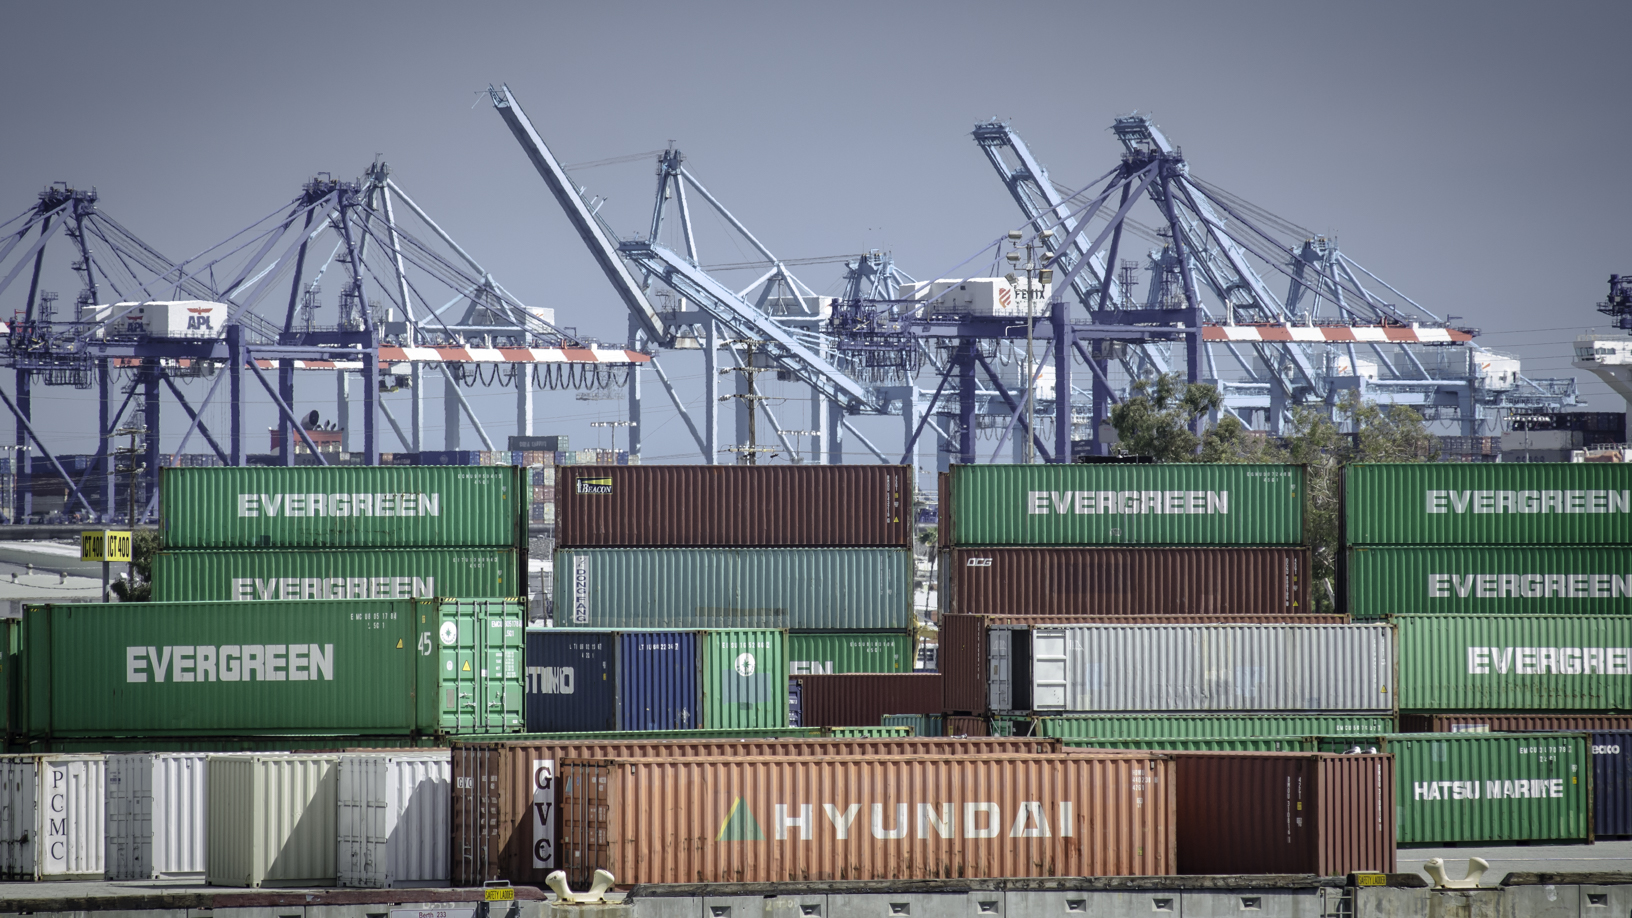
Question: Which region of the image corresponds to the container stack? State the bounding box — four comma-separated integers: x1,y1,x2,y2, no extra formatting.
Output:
534,465,922,734
936,464,1383,738
1343,462,1632,841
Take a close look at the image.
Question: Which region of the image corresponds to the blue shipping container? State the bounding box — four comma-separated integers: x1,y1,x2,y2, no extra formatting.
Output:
1597,732,1632,838
618,631,700,731
524,630,614,732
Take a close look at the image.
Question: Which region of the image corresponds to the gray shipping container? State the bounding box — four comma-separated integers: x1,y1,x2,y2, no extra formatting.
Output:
553,548,912,630
997,623,1394,714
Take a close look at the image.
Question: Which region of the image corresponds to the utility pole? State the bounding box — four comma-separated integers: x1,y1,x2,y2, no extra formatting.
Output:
721,340,777,465
1007,229,1055,464
113,421,146,587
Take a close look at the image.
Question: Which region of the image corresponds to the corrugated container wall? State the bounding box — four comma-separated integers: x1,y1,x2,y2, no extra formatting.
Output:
618,632,700,731
105,753,208,879
1383,733,1592,845
1595,732,1632,837
558,753,1175,884
449,737,1065,886
790,674,944,727
152,548,520,602
1346,547,1632,619
940,464,1304,547
206,754,338,887
701,630,788,729
1172,752,1395,875
555,466,912,547
1344,463,1632,546
160,466,525,549
336,752,450,887
1022,624,1394,713
0,755,103,880
942,548,1312,618
524,631,614,734
945,716,990,736
1400,713,1632,733
555,549,912,630
882,714,944,736
20,599,525,738
1395,615,1632,711
1035,714,1397,741
788,633,914,675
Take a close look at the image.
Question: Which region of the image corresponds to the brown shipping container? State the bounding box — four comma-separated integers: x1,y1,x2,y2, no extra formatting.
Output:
937,613,1347,715
943,547,1313,618
450,736,1061,885
945,716,990,736
792,674,945,727
1399,713,1632,733
558,753,1175,884
556,465,912,547
1167,752,1395,876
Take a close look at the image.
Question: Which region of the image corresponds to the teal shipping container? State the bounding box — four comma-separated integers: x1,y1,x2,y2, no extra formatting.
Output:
1346,546,1632,619
1345,463,1632,546
554,548,912,630
159,466,526,550
940,464,1304,546
701,629,788,729
17,599,525,739
1379,732,1592,845
151,548,520,602
1395,614,1632,711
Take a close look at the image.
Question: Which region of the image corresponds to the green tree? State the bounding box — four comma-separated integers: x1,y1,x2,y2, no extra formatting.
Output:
1108,373,1222,462
109,529,159,602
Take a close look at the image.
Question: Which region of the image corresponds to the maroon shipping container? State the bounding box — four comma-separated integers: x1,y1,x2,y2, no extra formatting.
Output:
790,673,944,727
945,715,990,736
1168,751,1395,876
942,547,1313,618
937,613,1346,716
1400,713,1632,733
556,465,912,547
449,735,1060,885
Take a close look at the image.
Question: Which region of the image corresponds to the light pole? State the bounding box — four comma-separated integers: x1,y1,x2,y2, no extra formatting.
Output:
1006,230,1055,464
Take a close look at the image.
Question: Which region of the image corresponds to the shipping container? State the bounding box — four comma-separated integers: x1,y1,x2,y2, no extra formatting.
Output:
991,623,1394,714
19,599,525,739
524,631,614,733
1400,713,1632,733
160,466,526,549
789,674,943,727
206,754,338,887
105,753,209,879
1344,462,1632,546
942,547,1312,618
789,632,914,675
1066,737,1313,752
0,754,103,880
151,547,520,602
449,736,1064,885
882,714,943,737
557,753,1174,884
336,752,450,887
702,630,788,729
1395,614,1632,711
1346,547,1632,619
618,631,699,731
940,464,1304,547
1170,752,1394,875
1034,714,1397,741
823,726,913,738
556,465,912,548
945,715,990,736
1596,732,1632,837
556,548,911,630
1378,732,1592,845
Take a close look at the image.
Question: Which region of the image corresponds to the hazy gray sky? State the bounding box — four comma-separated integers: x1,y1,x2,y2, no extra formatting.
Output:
2,1,1628,463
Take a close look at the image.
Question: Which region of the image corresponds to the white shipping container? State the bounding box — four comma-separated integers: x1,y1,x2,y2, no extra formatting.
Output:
206,754,338,888
0,755,105,880
336,752,451,888
93,300,228,339
105,754,209,879
1007,623,1394,713
899,277,1052,317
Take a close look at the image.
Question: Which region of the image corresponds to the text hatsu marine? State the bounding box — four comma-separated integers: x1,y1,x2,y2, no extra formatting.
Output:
719,800,1074,840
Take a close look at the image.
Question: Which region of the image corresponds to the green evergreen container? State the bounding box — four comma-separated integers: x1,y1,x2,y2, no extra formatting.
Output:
151,548,520,602
1033,714,1397,740
1347,547,1632,619
1395,614,1632,711
942,464,1304,546
1345,463,1632,546
1380,732,1592,845
160,466,526,550
450,726,825,743
1061,737,1314,751
788,632,914,675
701,629,788,729
18,598,525,738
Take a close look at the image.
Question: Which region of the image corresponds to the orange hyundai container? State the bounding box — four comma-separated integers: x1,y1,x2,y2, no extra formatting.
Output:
557,752,1174,884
